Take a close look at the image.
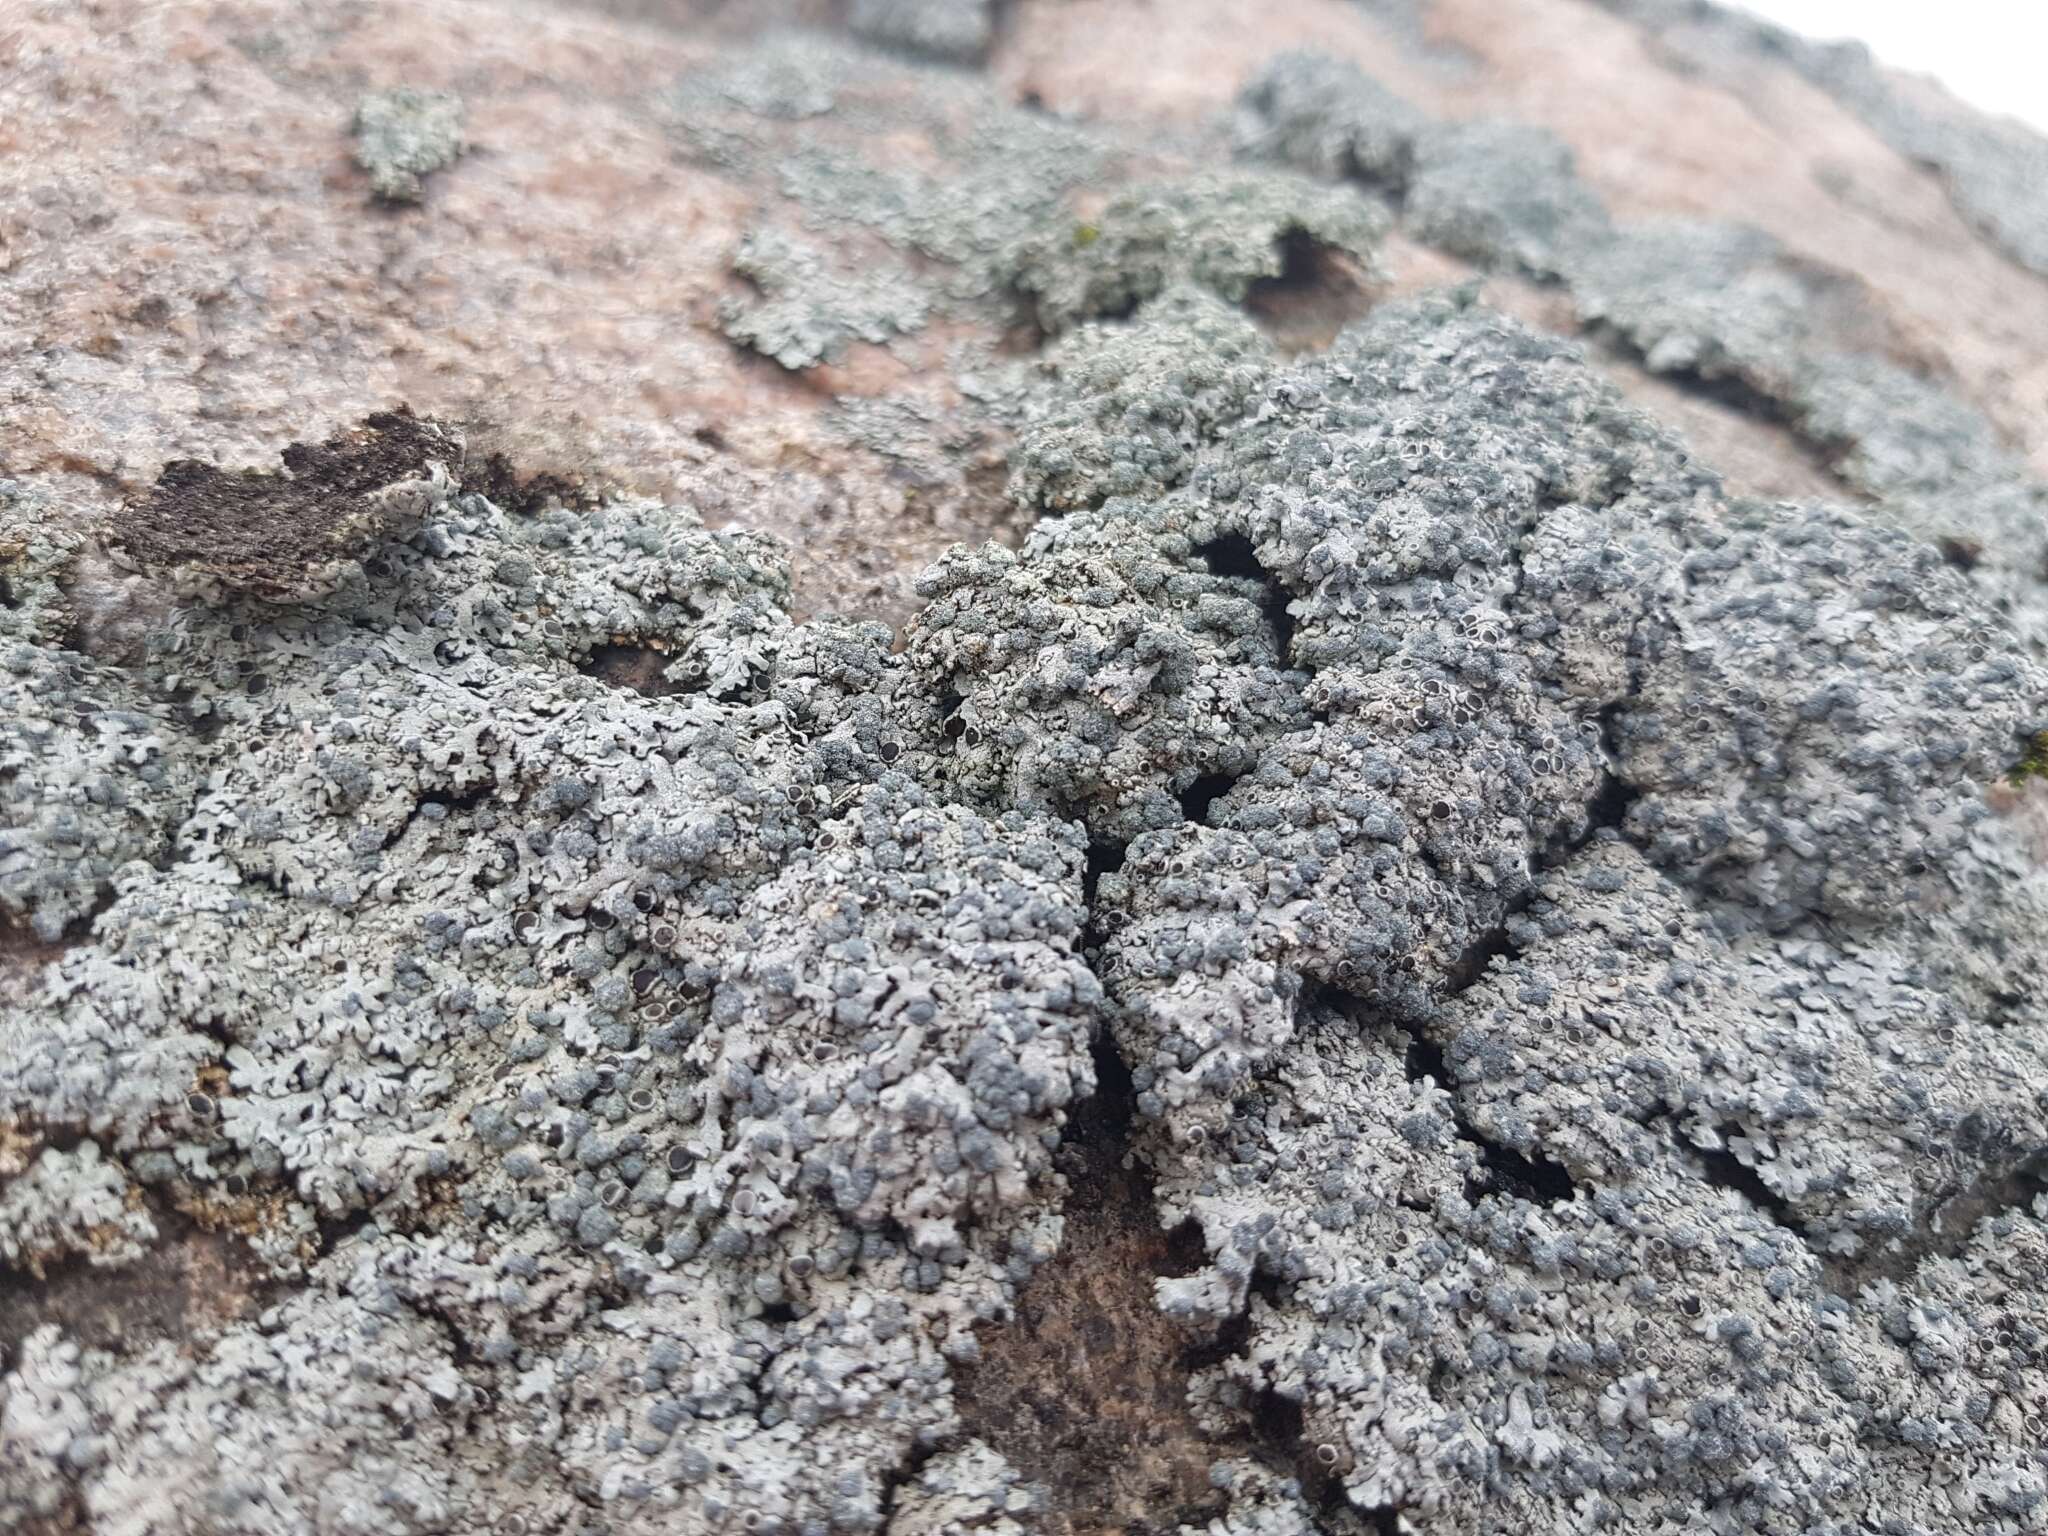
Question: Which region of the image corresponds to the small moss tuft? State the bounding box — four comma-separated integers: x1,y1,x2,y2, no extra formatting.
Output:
2010,730,2048,784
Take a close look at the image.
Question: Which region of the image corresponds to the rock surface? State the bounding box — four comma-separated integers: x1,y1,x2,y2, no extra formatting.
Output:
5,2,2048,1533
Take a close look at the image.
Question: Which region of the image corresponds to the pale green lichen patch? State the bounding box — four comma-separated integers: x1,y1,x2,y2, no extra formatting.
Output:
352,87,465,204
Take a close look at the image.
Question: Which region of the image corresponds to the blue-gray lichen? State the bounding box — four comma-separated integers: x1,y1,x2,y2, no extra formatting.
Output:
1238,49,2048,649
849,0,996,64
7,24,2048,1536
0,515,196,944
1006,284,1274,512
721,227,930,369
1,409,1108,1531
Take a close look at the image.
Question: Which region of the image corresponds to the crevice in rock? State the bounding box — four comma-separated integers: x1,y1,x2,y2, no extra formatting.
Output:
315,1207,378,1260
1244,1382,1397,1530
1681,1122,1801,1232
462,452,591,517
1196,533,1296,661
1583,769,1639,836
1542,702,1641,869
379,784,496,852
1937,534,1984,572
0,1196,278,1364
577,642,691,698
1588,701,1640,830
1583,334,1858,496
0,1120,95,1159
0,887,116,972
1379,995,1578,1207
1832,1145,2048,1293
1307,979,1580,1208
1443,903,1522,994
1244,228,1377,354
1602,344,1793,431
1336,148,1413,218
876,1435,958,1534
1469,1137,1578,1207
1178,771,1243,828
403,1284,480,1372
162,682,231,744
951,1028,1239,1535
1004,283,1139,352
1080,836,1126,947
1397,1012,1449,1089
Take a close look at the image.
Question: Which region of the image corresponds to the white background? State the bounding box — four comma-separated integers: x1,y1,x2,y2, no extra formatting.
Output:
1741,0,2048,131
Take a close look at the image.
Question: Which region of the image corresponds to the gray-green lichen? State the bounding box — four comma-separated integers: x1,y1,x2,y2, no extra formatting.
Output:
1005,171,1386,337
0,510,194,944
1006,284,1273,511
351,87,465,204
1238,48,2048,648
1,422,1089,1533
850,0,996,64
720,228,929,368
680,45,1109,306
7,18,2048,1536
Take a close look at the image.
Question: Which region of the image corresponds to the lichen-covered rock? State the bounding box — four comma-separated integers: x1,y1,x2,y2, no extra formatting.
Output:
1237,50,2048,649
904,506,1310,848
8,8,2048,1535
929,286,2048,1529
1006,285,1273,512
1237,53,1606,279
0,1144,157,1277
0,514,197,944
1006,171,1386,337
721,228,930,369
760,89,1108,308
886,1440,1046,1534
1606,0,2048,281
0,428,1095,1533
850,0,997,64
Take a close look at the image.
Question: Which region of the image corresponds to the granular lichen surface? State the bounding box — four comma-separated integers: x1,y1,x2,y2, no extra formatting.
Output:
4,6,2048,1536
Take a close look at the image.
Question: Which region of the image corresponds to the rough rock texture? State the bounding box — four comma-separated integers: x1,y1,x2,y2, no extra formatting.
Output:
6,2,2048,1534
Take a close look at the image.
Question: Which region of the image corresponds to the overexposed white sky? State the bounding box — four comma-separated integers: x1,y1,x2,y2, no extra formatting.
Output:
1741,0,2048,132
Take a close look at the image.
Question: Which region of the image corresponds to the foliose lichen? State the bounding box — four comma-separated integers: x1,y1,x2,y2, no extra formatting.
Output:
1248,49,2048,665
721,227,930,369
7,18,2048,1536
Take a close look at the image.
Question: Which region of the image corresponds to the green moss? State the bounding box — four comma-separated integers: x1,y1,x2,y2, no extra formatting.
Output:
2009,731,2048,784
